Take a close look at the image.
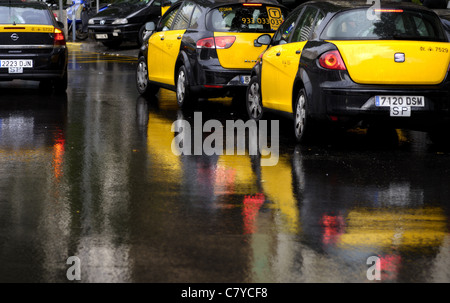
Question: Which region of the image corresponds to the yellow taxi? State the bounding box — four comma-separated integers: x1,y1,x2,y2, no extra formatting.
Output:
246,1,450,143
136,0,289,107
0,0,68,91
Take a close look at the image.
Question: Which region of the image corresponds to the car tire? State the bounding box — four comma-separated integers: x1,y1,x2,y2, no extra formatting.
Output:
136,56,159,97
138,24,147,46
75,24,88,41
246,76,263,120
176,65,194,108
293,89,311,143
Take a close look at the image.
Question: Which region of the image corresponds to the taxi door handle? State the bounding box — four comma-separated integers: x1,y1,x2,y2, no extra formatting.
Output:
276,52,281,56
296,50,301,55
177,36,181,40
160,36,164,40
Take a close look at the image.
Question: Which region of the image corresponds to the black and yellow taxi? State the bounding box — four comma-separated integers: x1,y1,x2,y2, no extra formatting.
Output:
246,0,450,143
0,0,68,91
135,0,289,107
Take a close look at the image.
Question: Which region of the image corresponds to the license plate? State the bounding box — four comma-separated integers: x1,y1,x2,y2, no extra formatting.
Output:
375,95,425,117
8,67,23,73
240,75,250,85
96,34,108,39
0,60,33,68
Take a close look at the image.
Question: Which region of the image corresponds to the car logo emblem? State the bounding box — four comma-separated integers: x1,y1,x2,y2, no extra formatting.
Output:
10,33,19,41
100,20,105,25
394,53,405,63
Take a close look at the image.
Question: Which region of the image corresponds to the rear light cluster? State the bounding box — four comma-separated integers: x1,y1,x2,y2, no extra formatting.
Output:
54,28,66,46
196,36,236,49
319,50,346,70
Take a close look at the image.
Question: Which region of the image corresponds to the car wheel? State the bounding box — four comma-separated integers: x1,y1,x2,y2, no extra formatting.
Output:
138,24,147,46
176,65,194,108
246,76,263,120
136,56,159,96
293,89,311,143
75,24,88,41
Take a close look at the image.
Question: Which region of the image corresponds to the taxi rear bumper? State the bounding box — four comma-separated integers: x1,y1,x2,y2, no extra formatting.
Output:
0,46,67,80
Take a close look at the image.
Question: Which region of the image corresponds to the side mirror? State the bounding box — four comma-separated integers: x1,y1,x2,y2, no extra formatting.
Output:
254,34,271,47
145,22,155,31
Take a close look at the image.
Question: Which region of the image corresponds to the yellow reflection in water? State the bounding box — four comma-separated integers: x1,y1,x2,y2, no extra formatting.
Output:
261,158,299,234
146,112,181,181
339,207,448,250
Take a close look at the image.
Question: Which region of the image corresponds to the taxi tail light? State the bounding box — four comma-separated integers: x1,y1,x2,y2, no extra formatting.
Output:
319,50,346,70
214,36,236,49
54,28,66,46
196,36,236,49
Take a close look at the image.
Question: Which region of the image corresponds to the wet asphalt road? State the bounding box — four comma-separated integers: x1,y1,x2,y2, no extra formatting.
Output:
0,41,449,283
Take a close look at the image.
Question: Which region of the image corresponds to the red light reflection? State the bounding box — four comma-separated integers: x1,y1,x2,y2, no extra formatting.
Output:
52,132,65,181
242,193,265,234
321,214,345,245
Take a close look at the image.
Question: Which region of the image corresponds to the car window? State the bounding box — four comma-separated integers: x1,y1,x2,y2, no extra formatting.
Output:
189,6,202,29
291,6,318,42
172,1,195,30
321,8,447,41
0,5,52,25
206,4,287,33
159,6,179,31
271,8,302,45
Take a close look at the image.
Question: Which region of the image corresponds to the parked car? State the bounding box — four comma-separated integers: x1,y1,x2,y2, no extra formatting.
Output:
0,0,68,92
246,0,450,143
136,0,289,107
88,0,177,48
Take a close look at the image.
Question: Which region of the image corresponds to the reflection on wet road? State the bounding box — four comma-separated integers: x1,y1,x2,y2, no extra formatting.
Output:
0,45,449,283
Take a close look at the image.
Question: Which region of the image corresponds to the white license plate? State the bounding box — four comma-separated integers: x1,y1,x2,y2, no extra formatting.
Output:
0,60,33,69
8,67,23,73
96,34,108,39
240,75,251,85
375,95,425,117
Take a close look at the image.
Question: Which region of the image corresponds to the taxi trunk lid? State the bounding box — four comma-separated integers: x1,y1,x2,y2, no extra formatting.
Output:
207,3,287,70
214,32,269,69
334,41,450,85
0,25,55,46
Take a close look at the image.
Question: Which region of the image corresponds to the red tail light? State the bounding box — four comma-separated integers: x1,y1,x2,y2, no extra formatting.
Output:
214,36,236,49
319,50,346,70
196,36,236,49
197,37,215,49
54,28,66,46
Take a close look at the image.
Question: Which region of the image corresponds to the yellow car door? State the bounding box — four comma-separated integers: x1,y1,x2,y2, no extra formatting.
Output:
147,31,165,83
261,7,324,113
147,6,180,83
261,42,305,112
159,1,195,85
159,29,185,85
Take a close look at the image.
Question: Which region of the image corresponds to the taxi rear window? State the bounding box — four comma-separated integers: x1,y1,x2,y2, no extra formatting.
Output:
0,5,52,25
206,4,287,33
321,8,447,42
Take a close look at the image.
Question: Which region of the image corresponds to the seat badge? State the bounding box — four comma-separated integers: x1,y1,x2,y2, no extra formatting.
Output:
394,53,405,63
